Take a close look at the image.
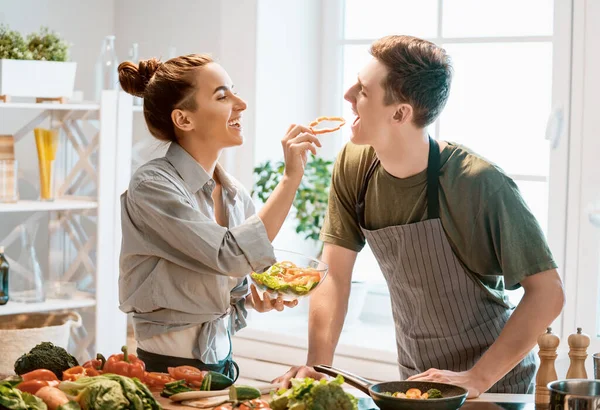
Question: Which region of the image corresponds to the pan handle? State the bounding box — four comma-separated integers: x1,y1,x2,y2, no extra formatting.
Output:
314,364,373,395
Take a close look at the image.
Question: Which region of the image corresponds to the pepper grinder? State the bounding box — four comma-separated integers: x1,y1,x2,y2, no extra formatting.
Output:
536,327,559,405
566,327,590,379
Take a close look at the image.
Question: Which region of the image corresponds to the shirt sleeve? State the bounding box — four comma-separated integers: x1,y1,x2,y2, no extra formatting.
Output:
319,146,366,252
472,177,558,290
128,176,276,277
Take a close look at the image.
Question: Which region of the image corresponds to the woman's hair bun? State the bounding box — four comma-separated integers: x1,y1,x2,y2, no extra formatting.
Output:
118,58,162,97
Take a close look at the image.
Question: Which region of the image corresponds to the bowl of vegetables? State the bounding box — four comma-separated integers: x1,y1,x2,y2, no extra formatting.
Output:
249,249,328,301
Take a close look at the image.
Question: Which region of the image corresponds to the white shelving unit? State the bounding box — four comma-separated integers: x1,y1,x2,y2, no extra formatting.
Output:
0,91,133,359
0,296,96,316
0,198,97,213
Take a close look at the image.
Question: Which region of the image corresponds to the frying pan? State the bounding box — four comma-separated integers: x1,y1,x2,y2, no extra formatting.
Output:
314,365,468,410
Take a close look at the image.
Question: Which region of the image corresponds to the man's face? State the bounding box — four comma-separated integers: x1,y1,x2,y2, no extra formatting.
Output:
344,58,399,146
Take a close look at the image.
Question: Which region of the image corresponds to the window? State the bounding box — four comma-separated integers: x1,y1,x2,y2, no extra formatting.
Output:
330,0,558,308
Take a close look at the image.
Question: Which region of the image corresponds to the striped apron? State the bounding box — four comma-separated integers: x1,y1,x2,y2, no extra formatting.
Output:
355,137,536,393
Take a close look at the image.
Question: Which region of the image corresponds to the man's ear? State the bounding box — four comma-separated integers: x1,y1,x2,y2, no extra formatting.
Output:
393,104,413,124
171,109,194,132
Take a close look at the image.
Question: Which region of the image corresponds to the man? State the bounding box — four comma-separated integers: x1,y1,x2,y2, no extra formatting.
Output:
275,35,565,396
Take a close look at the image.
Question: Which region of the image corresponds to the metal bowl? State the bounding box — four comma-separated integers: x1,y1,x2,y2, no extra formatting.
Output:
249,249,328,301
548,379,600,410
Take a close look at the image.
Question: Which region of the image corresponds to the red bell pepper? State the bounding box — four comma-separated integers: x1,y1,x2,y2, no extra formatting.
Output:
103,346,145,380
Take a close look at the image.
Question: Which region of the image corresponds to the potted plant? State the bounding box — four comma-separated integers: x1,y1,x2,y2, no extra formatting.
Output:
253,155,333,257
0,25,76,101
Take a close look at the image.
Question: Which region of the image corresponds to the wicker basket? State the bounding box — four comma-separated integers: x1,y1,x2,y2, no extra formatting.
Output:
0,311,81,375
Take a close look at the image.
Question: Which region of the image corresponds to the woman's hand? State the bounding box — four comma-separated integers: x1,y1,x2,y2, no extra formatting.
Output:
281,124,321,182
246,284,298,312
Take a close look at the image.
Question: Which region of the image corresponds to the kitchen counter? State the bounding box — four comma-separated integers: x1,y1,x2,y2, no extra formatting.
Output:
156,392,535,409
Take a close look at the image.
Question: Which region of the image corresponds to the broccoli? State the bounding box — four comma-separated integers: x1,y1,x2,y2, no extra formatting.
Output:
14,342,79,379
270,376,357,410
426,388,443,399
303,381,357,410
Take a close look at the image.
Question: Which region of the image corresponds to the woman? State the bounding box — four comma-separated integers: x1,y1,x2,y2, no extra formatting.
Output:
118,54,320,379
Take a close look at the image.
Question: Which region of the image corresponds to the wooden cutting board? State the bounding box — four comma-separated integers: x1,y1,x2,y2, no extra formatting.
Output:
155,393,272,409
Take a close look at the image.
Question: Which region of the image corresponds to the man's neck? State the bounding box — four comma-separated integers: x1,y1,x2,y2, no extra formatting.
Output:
374,128,434,179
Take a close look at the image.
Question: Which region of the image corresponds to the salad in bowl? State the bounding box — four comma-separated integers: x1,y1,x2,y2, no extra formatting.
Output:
249,249,328,301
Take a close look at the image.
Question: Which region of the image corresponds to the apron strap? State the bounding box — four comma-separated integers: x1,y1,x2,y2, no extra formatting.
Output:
426,136,441,219
355,136,441,226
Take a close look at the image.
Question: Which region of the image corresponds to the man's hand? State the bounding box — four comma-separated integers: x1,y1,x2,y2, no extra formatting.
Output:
271,366,326,387
246,284,298,312
407,368,485,398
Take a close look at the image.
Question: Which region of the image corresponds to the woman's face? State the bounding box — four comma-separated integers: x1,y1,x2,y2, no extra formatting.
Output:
175,62,247,149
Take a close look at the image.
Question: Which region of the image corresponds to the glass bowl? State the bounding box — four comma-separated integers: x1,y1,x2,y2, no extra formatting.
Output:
249,249,328,301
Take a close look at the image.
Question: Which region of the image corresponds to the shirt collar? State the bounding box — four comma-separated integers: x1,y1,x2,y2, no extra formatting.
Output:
166,142,238,200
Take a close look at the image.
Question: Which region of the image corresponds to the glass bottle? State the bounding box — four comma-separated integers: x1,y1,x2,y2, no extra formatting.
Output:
94,35,119,101
10,225,45,303
0,246,9,305
129,43,143,106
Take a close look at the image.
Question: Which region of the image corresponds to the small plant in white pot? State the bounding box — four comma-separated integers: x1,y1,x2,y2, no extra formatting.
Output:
0,25,76,102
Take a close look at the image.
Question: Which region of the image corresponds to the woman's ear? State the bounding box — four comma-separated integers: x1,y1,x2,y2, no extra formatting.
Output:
393,104,413,125
171,109,194,132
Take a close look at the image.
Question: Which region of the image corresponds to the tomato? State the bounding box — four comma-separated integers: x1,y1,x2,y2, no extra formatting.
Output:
21,369,59,382
213,404,233,410
144,372,176,389
16,380,56,395
166,366,205,383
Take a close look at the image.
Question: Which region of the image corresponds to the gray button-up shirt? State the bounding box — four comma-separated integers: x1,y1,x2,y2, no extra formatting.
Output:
119,142,275,363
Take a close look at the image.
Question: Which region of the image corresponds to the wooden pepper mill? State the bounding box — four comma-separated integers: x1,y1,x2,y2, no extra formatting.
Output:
566,327,590,379
536,327,560,405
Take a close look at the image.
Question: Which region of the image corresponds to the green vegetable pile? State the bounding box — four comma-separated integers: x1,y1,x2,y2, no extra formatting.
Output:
58,374,161,410
270,376,357,410
14,342,79,379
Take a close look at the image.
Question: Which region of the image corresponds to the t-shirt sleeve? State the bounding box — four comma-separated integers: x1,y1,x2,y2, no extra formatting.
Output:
472,177,557,290
319,145,366,252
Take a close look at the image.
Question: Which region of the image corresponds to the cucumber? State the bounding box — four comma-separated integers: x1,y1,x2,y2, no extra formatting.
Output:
229,385,262,401
205,371,234,390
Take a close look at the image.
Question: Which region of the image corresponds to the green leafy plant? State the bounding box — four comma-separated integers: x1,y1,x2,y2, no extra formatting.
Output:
27,26,70,61
0,24,32,60
253,155,333,242
0,25,70,61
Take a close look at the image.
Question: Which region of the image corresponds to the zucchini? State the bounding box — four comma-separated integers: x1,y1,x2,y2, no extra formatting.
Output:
205,371,234,390
229,385,262,401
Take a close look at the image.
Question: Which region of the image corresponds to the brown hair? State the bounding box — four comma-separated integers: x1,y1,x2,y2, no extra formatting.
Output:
118,54,214,142
370,35,452,128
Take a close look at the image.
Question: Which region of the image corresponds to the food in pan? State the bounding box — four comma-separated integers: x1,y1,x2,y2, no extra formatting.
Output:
383,388,443,399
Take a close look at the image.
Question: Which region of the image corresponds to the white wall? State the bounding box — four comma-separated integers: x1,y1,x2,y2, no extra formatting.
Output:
113,0,260,188
254,0,322,166
0,0,115,99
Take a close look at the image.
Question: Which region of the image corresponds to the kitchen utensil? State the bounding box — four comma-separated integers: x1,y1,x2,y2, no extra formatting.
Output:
548,379,600,409
169,383,279,402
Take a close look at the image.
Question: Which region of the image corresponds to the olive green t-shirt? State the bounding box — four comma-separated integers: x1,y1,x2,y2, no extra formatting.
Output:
320,142,557,299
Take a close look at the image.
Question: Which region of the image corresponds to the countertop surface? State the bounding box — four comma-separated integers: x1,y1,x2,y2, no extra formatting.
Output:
156,392,535,409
